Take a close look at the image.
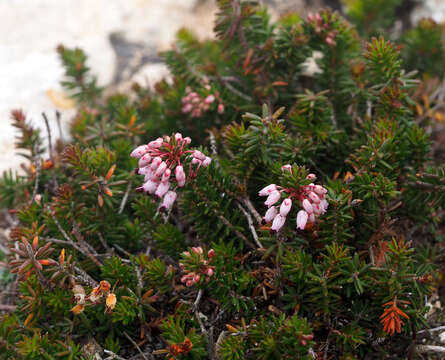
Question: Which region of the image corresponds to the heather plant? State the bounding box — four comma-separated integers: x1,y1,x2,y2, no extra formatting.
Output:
1,1,445,359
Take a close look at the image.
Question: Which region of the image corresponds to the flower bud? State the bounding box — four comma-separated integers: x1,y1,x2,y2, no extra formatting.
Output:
160,191,177,211
182,103,193,113
281,164,292,173
205,95,215,104
192,247,203,254
259,184,277,196
302,199,313,214
296,210,308,230
130,145,149,158
208,249,215,258
280,198,292,217
314,185,327,195
202,156,211,167
308,192,320,204
193,150,206,161
138,153,152,168
263,206,278,224
175,165,186,187
141,180,158,194
155,181,170,198
148,138,163,149
218,103,224,114
306,173,316,180
161,168,171,183
205,268,214,277
265,190,281,207
150,156,162,171
175,133,182,142
193,274,201,283
271,214,286,232
155,161,167,177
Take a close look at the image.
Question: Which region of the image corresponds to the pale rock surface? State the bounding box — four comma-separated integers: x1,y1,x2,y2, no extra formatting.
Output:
1,0,443,174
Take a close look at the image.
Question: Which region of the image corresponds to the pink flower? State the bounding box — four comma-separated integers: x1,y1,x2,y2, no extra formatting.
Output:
138,153,152,168
202,156,212,167
182,103,193,113
205,268,214,277
155,181,170,198
148,138,163,149
306,173,316,180
218,103,224,114
160,191,177,211
271,214,286,232
296,210,308,230
155,161,167,177
184,137,192,145
263,206,278,224
281,164,292,173
150,156,162,171
131,145,149,158
264,190,281,207
208,249,215,259
140,180,158,194
259,184,277,196
175,133,182,141
308,192,320,204
321,199,329,212
314,185,327,196
205,95,215,104
280,198,292,217
161,168,171,183
308,213,316,223
175,166,186,187
192,247,203,254
193,150,206,161
302,199,313,214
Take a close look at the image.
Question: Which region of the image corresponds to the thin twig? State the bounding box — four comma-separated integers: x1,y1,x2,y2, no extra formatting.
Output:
55,110,64,142
193,289,203,311
237,203,263,248
31,144,40,203
418,325,445,335
42,112,58,190
124,331,149,360
0,304,17,311
119,182,132,214
416,345,445,354
239,197,262,224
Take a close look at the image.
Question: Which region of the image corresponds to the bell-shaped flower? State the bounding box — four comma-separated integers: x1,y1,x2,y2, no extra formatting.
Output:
302,199,313,214
259,184,277,197
280,198,292,217
271,214,286,232
155,181,170,198
263,206,278,224
130,145,149,158
264,190,281,207
296,210,308,230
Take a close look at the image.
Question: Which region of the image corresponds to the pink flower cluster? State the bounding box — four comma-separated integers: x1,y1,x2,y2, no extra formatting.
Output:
259,165,328,232
131,133,211,211
181,85,224,118
179,247,215,287
307,12,338,46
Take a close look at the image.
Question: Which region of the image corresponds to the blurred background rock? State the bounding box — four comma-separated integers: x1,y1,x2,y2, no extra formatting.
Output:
0,0,442,173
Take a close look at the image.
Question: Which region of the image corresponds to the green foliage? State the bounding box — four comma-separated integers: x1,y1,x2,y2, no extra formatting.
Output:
1,1,445,359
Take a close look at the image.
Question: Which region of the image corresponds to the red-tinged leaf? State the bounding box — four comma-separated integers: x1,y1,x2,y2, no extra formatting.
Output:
271,81,288,86
243,48,254,75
